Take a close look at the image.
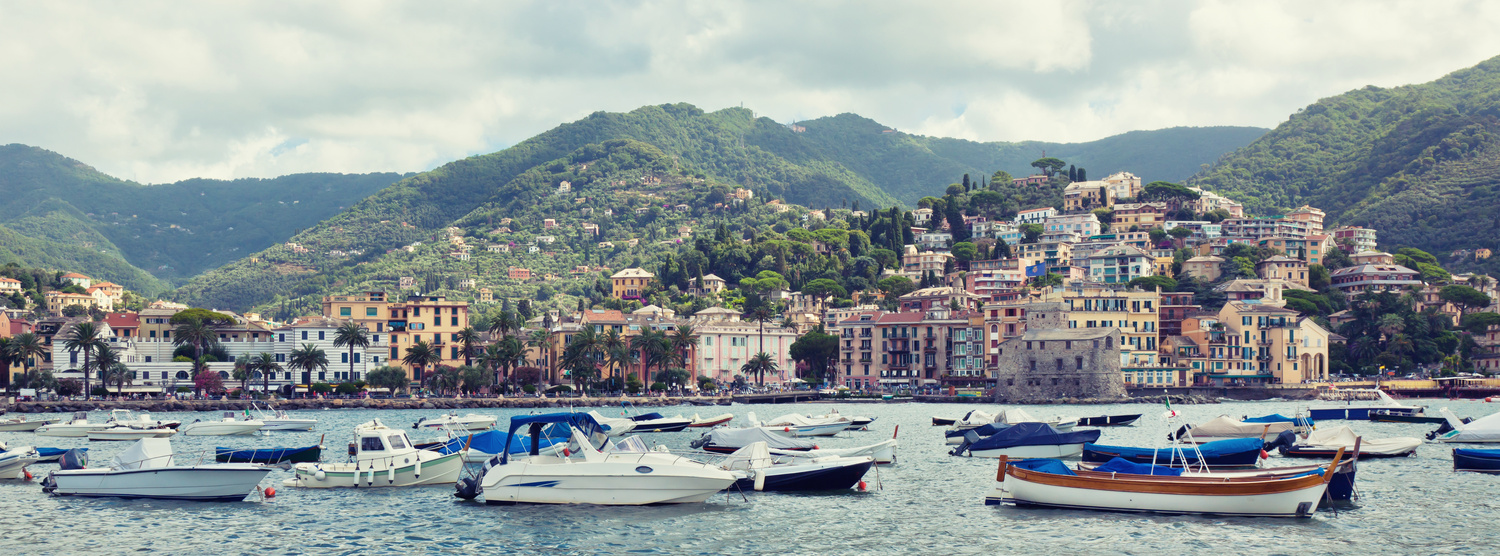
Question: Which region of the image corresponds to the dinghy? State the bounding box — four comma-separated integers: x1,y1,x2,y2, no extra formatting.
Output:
1075,414,1142,427
1171,416,1293,443
758,413,851,437
34,447,83,463
1453,448,1500,473
688,413,734,427
1267,426,1419,458
625,412,693,433
42,438,271,501
455,413,736,505
987,450,1346,517
720,441,874,491
951,422,1101,459
690,426,817,454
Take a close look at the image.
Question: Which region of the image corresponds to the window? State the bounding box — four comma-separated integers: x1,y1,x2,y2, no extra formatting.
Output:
1076,357,1084,370
318,372,326,380
705,337,713,346
276,354,285,362
340,307,351,316
366,307,377,316
1055,358,1064,371
175,371,189,379
144,356,152,363
361,437,384,452
373,335,380,343
387,435,407,450
1029,359,1036,371
342,353,349,363
451,317,459,326
433,317,440,326
318,331,326,341
301,331,308,340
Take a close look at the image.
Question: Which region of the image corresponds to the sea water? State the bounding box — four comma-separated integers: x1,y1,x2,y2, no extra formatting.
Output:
1,399,1494,554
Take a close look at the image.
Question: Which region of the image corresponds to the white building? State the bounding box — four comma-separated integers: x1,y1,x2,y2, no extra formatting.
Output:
1014,208,1057,225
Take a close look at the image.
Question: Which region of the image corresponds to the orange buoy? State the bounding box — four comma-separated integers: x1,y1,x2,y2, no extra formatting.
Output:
784,427,790,432
1260,449,1270,459
23,469,31,481
264,487,276,498
563,447,571,457
858,481,867,491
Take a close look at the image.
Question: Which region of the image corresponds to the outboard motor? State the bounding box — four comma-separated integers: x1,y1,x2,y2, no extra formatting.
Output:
1169,424,1192,442
454,477,481,500
1264,430,1298,455
688,433,709,450
59,448,87,470
949,430,983,457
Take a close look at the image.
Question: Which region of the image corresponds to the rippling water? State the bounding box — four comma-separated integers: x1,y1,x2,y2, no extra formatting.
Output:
2,399,1496,554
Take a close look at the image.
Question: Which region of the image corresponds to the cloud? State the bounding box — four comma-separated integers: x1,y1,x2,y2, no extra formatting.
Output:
1,0,1498,183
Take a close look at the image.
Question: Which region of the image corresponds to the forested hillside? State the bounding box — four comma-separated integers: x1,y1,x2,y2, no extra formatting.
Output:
0,144,406,288
1189,54,1500,268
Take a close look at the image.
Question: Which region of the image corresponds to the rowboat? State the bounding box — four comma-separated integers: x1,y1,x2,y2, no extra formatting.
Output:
1082,437,1265,468
1076,458,1359,501
215,444,323,464
987,449,1346,517
1453,448,1500,473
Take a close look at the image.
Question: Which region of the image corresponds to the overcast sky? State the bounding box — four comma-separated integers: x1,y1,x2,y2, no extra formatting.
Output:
5,1,1500,184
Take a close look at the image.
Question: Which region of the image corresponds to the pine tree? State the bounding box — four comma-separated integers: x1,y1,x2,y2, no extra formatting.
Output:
1068,165,1077,182
962,174,971,191
1077,168,1087,181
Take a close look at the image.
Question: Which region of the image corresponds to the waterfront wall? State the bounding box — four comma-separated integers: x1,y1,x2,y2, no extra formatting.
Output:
2,396,732,414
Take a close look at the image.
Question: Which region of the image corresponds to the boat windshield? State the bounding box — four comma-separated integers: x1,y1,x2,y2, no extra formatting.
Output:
387,435,407,449
361,437,384,452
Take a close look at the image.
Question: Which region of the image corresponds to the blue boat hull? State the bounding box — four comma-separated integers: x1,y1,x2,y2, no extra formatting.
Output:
1309,407,1417,421
214,445,321,464
1453,448,1500,473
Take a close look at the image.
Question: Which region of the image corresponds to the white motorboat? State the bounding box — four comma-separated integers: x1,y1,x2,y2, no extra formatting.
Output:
35,412,113,437
585,411,637,437
105,409,180,430
808,410,874,431
285,419,463,488
0,445,42,479
1172,415,1294,443
690,426,818,454
771,438,898,464
1433,407,1500,443
719,441,875,491
998,408,1076,432
760,413,853,436
688,413,734,428
626,413,693,433
256,405,317,431
412,412,497,432
42,438,271,501
87,426,178,441
1270,426,1420,458
0,416,60,432
455,413,737,505
179,412,265,436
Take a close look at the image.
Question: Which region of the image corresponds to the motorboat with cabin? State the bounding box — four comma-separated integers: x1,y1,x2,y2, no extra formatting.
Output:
104,409,180,430
179,412,265,436
285,419,463,488
584,411,637,437
455,413,737,505
41,438,271,501
1309,388,1424,421
35,412,113,437
412,412,496,432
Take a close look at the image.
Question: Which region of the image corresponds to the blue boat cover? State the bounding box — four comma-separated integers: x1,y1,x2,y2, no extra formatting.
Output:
37,447,83,458
1087,437,1264,461
967,422,1101,451
214,445,318,461
630,412,666,422
435,430,564,455
1455,448,1500,458
1008,458,1074,476
1244,414,1315,428
1094,457,1183,476
944,422,1010,439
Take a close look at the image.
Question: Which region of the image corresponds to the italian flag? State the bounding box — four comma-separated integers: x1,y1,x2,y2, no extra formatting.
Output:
1163,390,1179,418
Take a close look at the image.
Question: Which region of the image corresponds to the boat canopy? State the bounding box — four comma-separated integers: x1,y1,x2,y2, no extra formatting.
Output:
1301,425,1422,454
1441,407,1500,442
1007,457,1074,476
721,441,773,471
1093,457,1183,476
1244,414,1315,428
1086,437,1263,462
111,438,173,470
946,422,1010,439
965,422,1101,452
1183,416,1293,439
437,430,564,456
704,427,817,451
501,413,607,464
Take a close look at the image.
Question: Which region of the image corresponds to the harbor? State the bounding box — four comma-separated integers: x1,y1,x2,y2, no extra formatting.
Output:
1,398,1497,553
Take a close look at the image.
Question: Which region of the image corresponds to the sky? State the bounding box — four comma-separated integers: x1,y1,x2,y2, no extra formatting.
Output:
4,0,1500,184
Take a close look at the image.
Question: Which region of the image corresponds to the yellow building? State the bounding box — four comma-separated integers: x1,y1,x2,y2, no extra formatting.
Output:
1044,287,1163,366
610,268,655,299
387,295,471,380
321,291,392,333
1198,296,1330,384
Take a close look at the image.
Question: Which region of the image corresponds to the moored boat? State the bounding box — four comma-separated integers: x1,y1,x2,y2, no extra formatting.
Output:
87,426,177,441
285,420,463,488
0,417,60,432
412,412,497,432
1172,416,1293,443
688,413,734,427
759,413,852,437
987,450,1347,517
1369,409,1447,424
720,441,874,491
0,445,41,479
104,409,180,430
1268,427,1419,459
42,438,271,501
1075,458,1359,501
1430,408,1500,443
952,422,1102,459
256,405,317,431
1453,448,1500,473
34,447,84,463
215,444,323,464
35,412,112,437
1309,389,1423,421
180,413,265,436
427,429,567,463
1242,414,1315,433
625,412,693,433
1082,437,1265,468
690,426,817,454
1076,414,1142,427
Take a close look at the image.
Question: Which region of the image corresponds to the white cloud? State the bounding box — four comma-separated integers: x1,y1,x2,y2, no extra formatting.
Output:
1,0,1498,183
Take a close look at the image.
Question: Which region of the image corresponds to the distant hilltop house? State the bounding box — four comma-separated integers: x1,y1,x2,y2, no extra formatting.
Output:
458,278,476,290
535,235,556,244
478,288,493,303
611,268,655,299
556,181,572,194
732,188,754,201
499,218,512,226
487,244,509,253
1012,174,1049,187
581,222,599,235
284,242,310,254
543,219,557,229
399,276,416,289
508,267,532,280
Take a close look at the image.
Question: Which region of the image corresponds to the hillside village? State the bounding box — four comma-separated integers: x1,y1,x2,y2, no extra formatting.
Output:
4,149,1500,401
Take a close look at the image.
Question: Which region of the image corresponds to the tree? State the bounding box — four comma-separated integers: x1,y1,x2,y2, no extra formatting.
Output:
250,352,282,396
877,275,916,302
402,339,438,390
1168,226,1193,241
7,333,46,392
994,237,1011,259
366,366,409,394
951,242,977,267
631,329,670,388
1148,228,1168,245
526,328,552,372
332,320,370,380
1309,264,1332,290
1032,273,1064,288
290,343,330,386
194,368,225,396
231,361,251,394
459,365,491,394
93,343,127,396
669,324,700,378
801,278,847,311
1030,157,1066,177
1020,223,1044,244
64,321,105,400
1441,284,1492,314
989,170,1014,189
1127,275,1177,291
455,326,481,366
750,306,774,357
741,352,779,386
172,317,214,361
789,326,839,384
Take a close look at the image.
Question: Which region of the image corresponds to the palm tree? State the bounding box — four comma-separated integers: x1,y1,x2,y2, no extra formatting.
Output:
1377,314,1406,340
289,343,329,385
488,312,519,340
64,321,105,400
740,352,779,386
232,360,252,393
8,333,45,391
494,336,526,391
332,320,370,380
91,343,125,396
751,306,773,355
402,339,439,390
600,329,627,388
172,318,214,360
560,328,602,391
250,352,282,396
455,327,481,366
477,343,505,392
0,337,12,390
631,329,669,387
669,324,700,375
606,343,637,392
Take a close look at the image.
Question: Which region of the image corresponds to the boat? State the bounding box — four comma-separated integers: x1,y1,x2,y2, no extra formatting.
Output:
758,413,852,437
998,408,1077,432
455,412,737,505
807,410,874,430
412,412,497,432
945,422,1007,445
1171,416,1293,443
772,437,898,464
688,413,734,427
1082,437,1266,468
35,412,113,437
624,412,693,433
87,426,177,441
428,430,567,463
41,438,271,501
1369,409,1447,424
1267,426,1419,459
690,426,818,454
255,405,317,431
0,445,41,479
284,419,463,488
946,409,1000,431
932,416,957,426
1075,458,1360,502
179,412,265,436
1242,413,1315,433
34,447,84,463
951,422,1102,459
1452,448,1500,473
584,411,637,437
1430,408,1500,443
0,416,60,432
1309,389,1423,421
215,444,323,464
1075,414,1142,427
104,409,180,430
720,441,874,491
986,450,1347,517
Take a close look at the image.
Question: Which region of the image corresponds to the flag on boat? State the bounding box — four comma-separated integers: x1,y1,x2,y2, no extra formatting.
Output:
1162,391,1179,419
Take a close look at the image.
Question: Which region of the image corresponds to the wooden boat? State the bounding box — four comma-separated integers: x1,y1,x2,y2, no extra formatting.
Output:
1452,448,1500,473
987,449,1346,517
932,416,957,426
688,413,734,427
1076,414,1142,427
215,444,323,464
1076,459,1359,501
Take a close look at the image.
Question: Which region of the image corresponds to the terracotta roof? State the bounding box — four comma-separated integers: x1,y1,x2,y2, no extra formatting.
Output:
61,273,90,279
874,312,926,324
104,312,140,328
0,277,20,283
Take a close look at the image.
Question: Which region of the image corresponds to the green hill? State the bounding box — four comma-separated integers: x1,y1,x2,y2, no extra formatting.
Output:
1189,55,1500,265
0,144,407,288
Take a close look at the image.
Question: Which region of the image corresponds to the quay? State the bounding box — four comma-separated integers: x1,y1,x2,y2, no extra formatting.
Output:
1,395,732,414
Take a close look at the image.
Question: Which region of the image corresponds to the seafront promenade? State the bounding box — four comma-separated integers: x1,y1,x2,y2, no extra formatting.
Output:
0,395,733,414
